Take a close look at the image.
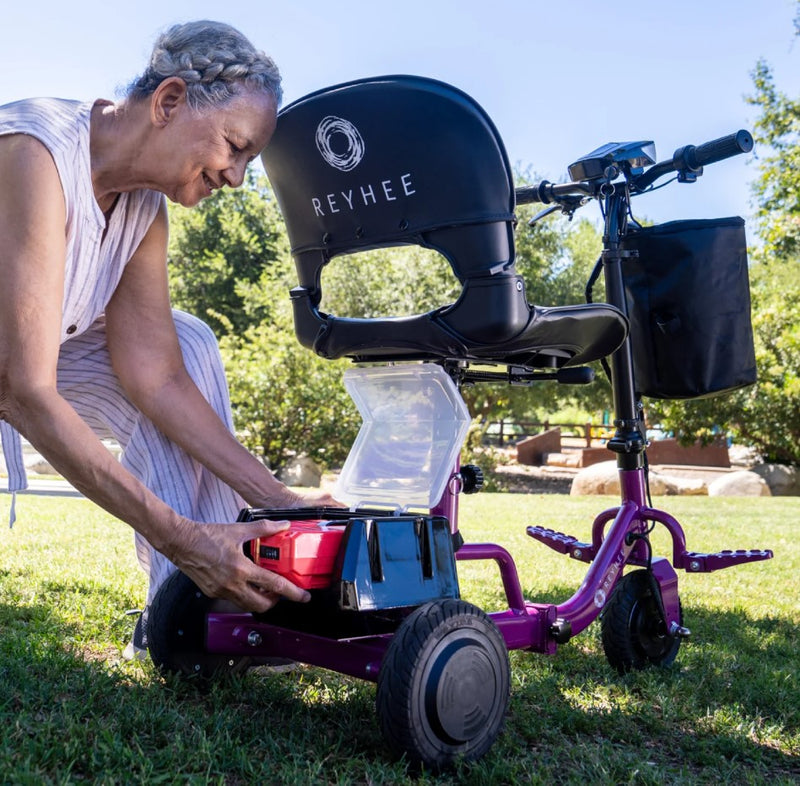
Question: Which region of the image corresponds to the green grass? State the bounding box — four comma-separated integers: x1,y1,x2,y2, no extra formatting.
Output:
1,493,798,784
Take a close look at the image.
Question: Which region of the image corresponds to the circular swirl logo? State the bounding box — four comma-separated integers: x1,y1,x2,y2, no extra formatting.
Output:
593,589,606,608
315,115,365,172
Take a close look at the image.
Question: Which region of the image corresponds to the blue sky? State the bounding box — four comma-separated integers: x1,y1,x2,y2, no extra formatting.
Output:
2,1,798,228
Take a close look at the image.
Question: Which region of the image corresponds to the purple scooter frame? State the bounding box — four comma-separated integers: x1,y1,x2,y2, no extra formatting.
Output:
205,459,772,675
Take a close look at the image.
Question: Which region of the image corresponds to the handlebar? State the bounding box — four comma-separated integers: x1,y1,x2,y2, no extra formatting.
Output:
515,129,753,206
516,181,593,205
632,129,753,191
693,129,754,168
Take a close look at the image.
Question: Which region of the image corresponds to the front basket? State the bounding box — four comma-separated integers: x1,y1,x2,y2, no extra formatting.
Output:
620,217,757,400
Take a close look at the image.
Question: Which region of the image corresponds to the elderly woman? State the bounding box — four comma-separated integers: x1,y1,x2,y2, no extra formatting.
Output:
0,20,334,655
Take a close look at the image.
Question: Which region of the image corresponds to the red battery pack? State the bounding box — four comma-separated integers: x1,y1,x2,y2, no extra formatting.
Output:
248,520,346,590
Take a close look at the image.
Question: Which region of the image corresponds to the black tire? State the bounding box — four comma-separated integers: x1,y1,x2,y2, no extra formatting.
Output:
601,569,682,675
376,599,510,771
147,571,252,680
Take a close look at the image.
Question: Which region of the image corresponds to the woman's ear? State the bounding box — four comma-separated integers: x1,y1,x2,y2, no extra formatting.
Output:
151,77,188,127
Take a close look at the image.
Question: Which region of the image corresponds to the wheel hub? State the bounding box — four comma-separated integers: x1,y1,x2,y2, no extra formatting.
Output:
425,638,501,745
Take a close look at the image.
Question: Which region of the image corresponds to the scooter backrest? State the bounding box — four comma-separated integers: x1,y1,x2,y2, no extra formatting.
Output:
261,74,517,294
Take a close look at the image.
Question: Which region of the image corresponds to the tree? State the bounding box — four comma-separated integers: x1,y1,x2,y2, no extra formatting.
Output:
321,245,459,319
220,322,360,471
168,170,290,336
748,59,800,258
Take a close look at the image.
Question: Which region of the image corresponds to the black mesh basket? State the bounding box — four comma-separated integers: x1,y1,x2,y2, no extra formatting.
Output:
620,216,757,400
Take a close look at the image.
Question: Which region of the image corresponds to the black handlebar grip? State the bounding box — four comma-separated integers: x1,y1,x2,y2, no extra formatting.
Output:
688,130,754,169
515,184,544,204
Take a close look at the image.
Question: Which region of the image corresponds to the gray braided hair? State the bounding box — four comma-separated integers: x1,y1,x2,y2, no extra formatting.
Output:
125,20,282,110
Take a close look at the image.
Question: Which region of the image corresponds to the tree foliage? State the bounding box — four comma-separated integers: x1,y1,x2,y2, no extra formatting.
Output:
320,245,459,319
168,170,291,336
312,202,611,426
220,324,360,471
748,59,800,259
502,208,612,421
458,209,612,425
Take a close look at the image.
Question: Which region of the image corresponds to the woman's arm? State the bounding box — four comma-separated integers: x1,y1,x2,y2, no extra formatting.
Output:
104,201,337,509
0,136,308,612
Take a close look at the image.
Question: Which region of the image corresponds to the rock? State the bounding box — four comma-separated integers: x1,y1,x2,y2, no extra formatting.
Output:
750,464,800,496
728,444,761,467
571,461,710,496
641,473,669,495
707,470,771,497
277,456,322,488
655,474,707,496
570,461,622,496
543,452,582,468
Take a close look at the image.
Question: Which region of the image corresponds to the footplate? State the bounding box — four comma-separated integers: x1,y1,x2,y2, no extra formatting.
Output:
677,549,773,573
526,525,595,563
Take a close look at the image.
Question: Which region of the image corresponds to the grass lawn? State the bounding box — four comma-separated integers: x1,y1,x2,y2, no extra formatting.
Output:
0,492,798,784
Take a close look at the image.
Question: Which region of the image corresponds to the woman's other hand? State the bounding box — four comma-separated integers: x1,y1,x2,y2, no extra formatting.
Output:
167,518,312,612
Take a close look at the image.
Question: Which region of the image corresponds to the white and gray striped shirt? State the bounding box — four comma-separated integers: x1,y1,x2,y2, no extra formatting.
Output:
0,97,164,499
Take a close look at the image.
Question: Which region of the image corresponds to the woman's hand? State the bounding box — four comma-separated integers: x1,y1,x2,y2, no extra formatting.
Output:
280,487,346,509
167,518,312,612
301,490,346,508
245,480,345,511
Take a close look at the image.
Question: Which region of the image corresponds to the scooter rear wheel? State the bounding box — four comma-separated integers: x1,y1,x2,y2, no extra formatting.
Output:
376,599,509,771
147,570,252,680
601,569,682,674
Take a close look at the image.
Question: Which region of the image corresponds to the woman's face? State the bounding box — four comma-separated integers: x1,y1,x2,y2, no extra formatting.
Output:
157,86,277,207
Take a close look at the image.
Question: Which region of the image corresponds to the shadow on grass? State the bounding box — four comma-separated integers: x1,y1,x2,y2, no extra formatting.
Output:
493,580,800,781
1,583,798,784
0,597,402,783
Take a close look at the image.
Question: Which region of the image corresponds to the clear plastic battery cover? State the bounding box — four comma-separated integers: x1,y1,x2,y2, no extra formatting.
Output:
335,364,471,509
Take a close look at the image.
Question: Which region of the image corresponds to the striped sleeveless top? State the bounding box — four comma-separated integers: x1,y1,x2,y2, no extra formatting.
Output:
0,97,165,502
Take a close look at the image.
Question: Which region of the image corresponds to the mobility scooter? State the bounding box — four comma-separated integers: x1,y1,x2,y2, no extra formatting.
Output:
147,75,772,770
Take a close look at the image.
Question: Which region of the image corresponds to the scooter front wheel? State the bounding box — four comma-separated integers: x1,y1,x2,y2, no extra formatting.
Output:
601,569,682,674
376,599,509,771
